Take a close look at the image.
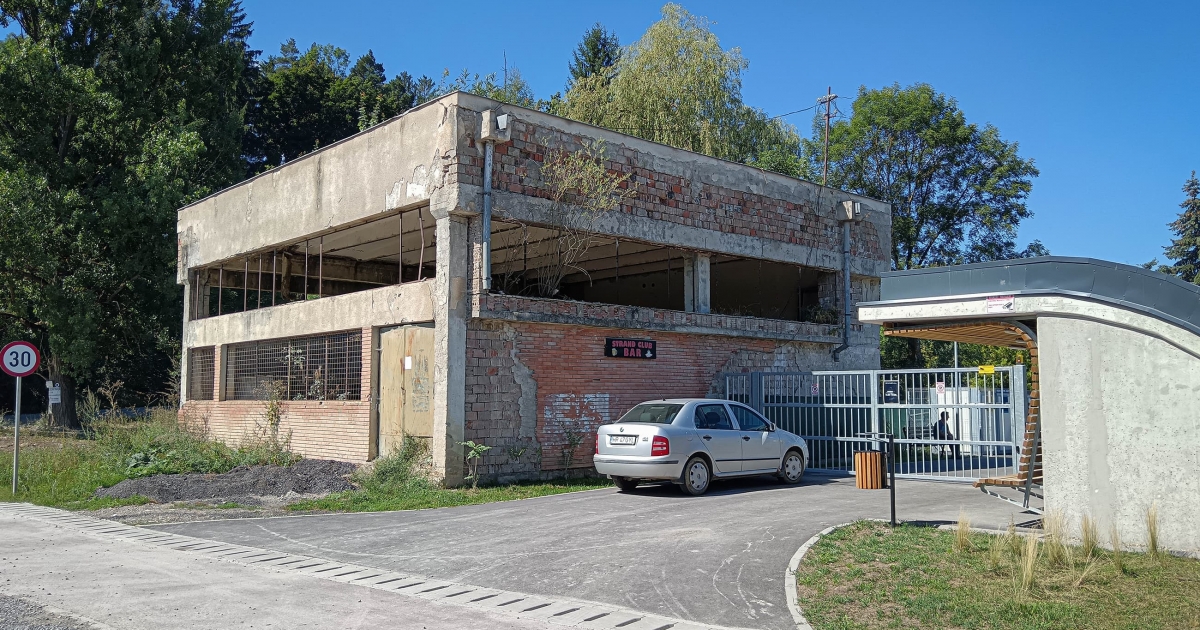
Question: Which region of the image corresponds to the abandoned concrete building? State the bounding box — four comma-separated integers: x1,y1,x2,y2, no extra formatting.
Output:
176,92,892,484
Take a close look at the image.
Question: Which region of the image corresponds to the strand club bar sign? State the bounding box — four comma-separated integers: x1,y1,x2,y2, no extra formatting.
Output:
605,338,656,359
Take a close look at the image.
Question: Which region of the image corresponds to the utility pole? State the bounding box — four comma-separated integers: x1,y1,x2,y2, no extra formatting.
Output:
818,87,838,186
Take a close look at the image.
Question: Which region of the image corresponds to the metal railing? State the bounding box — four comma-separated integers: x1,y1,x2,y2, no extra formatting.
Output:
726,366,1026,482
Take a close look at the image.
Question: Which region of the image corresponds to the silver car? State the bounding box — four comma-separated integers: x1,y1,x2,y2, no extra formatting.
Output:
593,398,809,495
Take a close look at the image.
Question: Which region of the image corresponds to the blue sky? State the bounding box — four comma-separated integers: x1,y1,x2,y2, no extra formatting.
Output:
240,0,1198,267
9,2,1196,265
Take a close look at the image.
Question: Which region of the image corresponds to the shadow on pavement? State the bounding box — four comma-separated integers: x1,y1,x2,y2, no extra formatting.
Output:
619,472,843,499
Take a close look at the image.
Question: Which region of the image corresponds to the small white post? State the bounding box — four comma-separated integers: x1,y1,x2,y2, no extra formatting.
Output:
11,375,20,494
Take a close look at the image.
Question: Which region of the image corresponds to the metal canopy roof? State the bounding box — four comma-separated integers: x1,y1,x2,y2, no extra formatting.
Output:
869,256,1200,337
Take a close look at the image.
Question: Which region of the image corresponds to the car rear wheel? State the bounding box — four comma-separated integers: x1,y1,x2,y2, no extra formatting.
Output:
680,456,711,496
779,449,805,484
612,476,640,492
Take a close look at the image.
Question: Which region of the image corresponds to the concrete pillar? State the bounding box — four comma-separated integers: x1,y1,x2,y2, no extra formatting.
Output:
694,253,711,314
180,281,191,405
432,214,470,486
683,256,695,312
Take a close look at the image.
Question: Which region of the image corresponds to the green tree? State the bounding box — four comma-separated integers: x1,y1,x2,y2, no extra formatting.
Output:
561,4,799,165
567,22,621,89
812,84,1043,368
0,0,253,424
1160,170,1200,284
244,42,433,174
433,67,537,109
812,84,1044,271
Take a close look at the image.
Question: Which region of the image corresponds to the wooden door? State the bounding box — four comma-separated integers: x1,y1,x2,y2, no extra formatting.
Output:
401,326,434,438
378,327,406,457
377,325,434,458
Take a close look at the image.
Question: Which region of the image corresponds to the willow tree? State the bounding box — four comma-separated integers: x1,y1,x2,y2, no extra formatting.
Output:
561,4,798,165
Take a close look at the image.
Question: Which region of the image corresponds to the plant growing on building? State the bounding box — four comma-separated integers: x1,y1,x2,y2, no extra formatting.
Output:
557,426,588,476
460,440,491,489
533,139,633,298
505,442,528,464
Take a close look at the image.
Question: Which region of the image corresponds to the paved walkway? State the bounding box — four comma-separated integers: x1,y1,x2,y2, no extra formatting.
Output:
3,504,722,630
144,475,1035,630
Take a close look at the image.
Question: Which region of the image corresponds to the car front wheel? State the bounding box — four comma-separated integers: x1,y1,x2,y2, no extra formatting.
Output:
613,476,640,492
779,450,805,484
680,456,712,496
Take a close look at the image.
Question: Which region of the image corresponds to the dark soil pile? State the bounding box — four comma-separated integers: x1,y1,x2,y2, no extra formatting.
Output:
95,459,357,504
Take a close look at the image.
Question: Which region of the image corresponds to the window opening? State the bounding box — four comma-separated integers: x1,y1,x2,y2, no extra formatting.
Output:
190,207,434,320
187,347,215,401
227,330,362,401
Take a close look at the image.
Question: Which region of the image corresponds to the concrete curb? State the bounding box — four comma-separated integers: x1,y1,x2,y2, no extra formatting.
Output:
784,522,849,630
785,519,896,630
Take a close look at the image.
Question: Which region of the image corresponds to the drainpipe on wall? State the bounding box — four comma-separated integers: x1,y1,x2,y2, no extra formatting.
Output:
481,140,494,291
831,200,864,362
479,110,512,292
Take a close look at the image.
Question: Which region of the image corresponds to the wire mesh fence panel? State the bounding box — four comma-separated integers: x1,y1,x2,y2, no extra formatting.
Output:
186,347,215,401
732,366,1025,481
228,330,363,401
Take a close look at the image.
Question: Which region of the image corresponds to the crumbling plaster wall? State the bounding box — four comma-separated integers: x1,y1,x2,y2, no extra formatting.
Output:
176,95,465,283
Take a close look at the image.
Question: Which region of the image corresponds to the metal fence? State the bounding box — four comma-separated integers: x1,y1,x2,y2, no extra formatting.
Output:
227,330,363,401
726,366,1026,482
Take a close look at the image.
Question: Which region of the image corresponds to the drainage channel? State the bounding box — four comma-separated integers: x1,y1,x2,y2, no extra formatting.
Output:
0,503,748,630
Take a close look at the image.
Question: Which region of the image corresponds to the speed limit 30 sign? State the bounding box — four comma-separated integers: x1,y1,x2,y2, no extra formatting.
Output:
1,340,40,378
4,340,40,494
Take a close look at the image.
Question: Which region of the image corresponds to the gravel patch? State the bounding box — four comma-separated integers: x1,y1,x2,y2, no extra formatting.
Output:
0,594,99,630
88,459,357,524
94,458,357,504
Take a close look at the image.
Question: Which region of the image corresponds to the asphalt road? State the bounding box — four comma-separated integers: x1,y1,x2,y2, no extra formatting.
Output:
150,475,1036,630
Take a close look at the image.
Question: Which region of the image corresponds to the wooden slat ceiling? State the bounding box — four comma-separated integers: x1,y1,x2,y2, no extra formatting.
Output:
883,321,1031,350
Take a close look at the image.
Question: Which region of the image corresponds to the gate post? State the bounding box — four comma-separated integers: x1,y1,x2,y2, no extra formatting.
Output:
750,372,764,414
1011,364,1026,474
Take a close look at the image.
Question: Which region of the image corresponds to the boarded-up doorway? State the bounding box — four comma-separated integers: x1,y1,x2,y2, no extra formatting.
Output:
378,325,435,457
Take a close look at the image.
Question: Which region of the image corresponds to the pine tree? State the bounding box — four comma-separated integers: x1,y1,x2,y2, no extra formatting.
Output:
567,23,621,89
1163,170,1200,284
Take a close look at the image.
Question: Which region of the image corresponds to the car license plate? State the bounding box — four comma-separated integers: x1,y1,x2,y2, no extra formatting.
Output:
609,435,637,445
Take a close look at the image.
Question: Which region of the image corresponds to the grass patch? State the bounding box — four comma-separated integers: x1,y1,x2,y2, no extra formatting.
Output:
0,409,296,509
289,436,610,513
794,521,1200,630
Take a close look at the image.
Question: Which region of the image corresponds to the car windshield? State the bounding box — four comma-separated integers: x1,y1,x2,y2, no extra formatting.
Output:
617,403,684,424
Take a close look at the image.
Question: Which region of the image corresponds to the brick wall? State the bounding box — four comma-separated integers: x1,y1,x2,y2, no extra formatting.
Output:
180,325,374,463
475,293,842,343
464,318,847,481
454,114,888,264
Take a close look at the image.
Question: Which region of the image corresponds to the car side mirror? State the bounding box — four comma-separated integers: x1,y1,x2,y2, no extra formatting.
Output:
767,422,776,432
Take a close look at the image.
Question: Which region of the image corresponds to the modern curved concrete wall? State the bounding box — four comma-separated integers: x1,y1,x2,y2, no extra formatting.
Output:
859,259,1200,555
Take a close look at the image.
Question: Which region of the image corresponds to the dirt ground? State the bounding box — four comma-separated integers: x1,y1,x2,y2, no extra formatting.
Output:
91,459,359,525
0,433,74,452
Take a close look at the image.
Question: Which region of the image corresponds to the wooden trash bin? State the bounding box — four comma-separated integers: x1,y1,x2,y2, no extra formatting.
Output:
854,451,885,489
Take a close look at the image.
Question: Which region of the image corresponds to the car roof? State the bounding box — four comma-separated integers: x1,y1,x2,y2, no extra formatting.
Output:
633,398,739,405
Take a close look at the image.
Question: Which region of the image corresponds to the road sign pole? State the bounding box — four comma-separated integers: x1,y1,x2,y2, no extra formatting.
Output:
12,375,20,494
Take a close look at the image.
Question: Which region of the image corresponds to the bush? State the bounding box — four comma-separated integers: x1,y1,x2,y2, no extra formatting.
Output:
1,408,298,508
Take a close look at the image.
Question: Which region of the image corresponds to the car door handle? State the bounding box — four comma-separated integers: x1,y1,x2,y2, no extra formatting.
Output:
742,436,751,441
702,435,712,441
